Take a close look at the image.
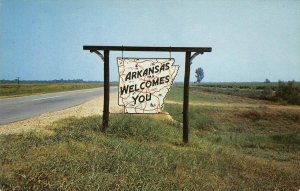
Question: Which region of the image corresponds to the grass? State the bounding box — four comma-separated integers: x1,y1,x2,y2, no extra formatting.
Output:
1,85,300,190
0,83,103,97
196,81,300,104
166,87,300,162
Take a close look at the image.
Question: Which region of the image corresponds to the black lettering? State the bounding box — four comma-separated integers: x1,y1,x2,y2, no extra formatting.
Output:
137,70,142,78
165,63,170,70
120,85,129,95
143,69,148,76
165,75,170,83
132,72,137,80
139,95,145,103
140,82,145,89
125,72,131,81
146,81,152,88
160,64,165,72
149,67,154,75
129,85,135,93
152,78,159,86
134,84,140,92
155,65,160,73
132,95,138,104
146,93,151,101
160,76,165,84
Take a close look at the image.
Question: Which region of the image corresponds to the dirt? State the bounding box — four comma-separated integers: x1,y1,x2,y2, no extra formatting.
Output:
0,92,123,135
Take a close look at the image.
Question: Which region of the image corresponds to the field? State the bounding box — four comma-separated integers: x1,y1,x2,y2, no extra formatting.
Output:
196,81,300,104
0,83,103,97
1,85,300,190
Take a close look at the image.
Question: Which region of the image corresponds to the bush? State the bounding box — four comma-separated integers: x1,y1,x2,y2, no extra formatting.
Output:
276,81,300,104
261,85,275,100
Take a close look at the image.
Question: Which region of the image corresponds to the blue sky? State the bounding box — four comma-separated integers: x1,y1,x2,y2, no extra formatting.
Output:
1,0,299,82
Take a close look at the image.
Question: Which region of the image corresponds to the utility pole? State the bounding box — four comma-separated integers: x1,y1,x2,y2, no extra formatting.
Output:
16,77,20,85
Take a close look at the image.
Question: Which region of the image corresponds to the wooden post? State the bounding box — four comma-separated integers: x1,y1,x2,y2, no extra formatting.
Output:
102,50,110,131
183,51,191,143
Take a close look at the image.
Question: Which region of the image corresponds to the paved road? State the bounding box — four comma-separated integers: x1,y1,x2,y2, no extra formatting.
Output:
0,87,117,125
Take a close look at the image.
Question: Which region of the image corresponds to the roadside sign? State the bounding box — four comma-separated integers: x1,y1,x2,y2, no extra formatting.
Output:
83,45,212,142
118,58,179,113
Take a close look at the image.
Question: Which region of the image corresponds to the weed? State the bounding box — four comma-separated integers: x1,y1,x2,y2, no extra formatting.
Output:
0,83,103,97
271,134,300,145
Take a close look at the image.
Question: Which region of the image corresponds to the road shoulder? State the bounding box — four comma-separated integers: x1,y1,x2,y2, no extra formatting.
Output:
0,92,122,135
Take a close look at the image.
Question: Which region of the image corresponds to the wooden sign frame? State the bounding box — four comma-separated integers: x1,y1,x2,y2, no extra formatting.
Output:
83,45,212,143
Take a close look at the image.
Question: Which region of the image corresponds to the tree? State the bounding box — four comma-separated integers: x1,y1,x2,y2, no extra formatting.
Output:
265,78,271,83
195,67,204,83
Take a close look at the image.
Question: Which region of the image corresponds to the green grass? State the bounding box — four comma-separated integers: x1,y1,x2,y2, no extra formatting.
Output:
195,81,300,104
198,82,281,89
1,85,300,190
0,83,103,97
166,86,300,162
168,86,263,104
1,115,299,190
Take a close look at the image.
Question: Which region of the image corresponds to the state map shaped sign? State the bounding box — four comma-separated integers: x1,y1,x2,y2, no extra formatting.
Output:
118,58,179,113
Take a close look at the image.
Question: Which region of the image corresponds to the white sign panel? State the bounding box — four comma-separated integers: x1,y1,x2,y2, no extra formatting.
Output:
118,58,179,113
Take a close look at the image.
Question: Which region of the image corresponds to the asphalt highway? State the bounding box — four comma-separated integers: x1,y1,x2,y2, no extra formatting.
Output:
0,87,117,125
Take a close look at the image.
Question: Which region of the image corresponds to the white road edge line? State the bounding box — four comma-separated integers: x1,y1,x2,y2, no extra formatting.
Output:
33,95,61,101
0,87,110,101
32,90,101,101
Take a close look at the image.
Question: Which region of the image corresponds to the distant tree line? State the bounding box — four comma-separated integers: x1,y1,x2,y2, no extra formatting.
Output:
0,79,101,84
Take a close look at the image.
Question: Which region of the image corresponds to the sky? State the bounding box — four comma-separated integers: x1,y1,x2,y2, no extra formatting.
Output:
0,0,300,82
